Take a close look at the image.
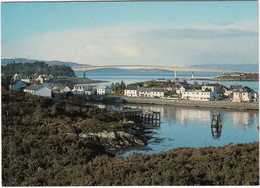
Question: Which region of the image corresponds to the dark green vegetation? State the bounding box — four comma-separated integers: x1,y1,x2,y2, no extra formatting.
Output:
77,142,259,186
1,62,75,77
110,81,126,95
1,74,13,90
2,90,259,186
127,80,174,88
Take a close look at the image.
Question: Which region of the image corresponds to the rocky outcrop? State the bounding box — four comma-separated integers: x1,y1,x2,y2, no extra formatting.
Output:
79,131,146,151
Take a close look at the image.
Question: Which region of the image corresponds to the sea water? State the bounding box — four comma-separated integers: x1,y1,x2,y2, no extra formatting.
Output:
75,69,259,156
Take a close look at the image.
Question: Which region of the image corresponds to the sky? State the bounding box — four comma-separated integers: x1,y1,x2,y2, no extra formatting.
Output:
1,1,259,66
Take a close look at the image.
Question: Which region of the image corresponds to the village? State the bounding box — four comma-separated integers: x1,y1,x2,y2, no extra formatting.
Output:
8,73,259,103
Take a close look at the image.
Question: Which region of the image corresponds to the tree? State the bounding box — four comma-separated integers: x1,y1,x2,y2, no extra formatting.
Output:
1,75,13,90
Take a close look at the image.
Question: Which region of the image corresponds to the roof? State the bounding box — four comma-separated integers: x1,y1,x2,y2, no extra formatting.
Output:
60,86,70,89
230,85,244,90
230,85,255,93
24,85,44,91
138,88,166,92
11,80,26,85
125,87,138,90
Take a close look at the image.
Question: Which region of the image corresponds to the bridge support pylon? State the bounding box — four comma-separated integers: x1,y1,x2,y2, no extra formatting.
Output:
174,71,177,80
192,72,194,80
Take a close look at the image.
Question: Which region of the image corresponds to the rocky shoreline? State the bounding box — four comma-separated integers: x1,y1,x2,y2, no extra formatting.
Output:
121,96,259,111
79,130,146,152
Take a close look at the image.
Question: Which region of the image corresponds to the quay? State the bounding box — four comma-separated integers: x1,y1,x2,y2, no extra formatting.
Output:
121,96,259,111
122,108,161,127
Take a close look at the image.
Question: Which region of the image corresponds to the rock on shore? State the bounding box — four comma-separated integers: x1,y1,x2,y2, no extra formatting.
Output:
79,131,146,151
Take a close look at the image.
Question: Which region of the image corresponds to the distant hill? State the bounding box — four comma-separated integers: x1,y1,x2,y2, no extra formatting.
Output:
187,64,258,73
1,57,85,67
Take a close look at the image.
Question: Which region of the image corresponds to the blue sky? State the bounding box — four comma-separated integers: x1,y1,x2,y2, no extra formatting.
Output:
1,1,258,66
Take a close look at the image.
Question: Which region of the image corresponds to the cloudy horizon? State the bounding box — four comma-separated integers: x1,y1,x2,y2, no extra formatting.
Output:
2,1,258,66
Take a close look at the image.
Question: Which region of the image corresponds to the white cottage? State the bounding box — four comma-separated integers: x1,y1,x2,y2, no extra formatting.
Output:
72,86,87,95
24,85,52,98
230,85,257,103
97,87,112,95
58,86,71,93
138,88,167,98
201,85,220,92
232,92,253,103
182,90,219,101
124,88,139,97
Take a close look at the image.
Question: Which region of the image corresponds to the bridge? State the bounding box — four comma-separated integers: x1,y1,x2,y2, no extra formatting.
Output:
71,65,241,79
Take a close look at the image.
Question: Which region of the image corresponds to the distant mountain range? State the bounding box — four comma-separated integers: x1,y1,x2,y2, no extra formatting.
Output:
188,64,258,73
1,58,258,73
1,57,84,67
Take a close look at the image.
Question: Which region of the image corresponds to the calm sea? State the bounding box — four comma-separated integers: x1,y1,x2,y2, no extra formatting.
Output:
75,69,258,92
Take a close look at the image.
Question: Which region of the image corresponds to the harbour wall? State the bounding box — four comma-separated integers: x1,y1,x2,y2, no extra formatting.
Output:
121,97,259,111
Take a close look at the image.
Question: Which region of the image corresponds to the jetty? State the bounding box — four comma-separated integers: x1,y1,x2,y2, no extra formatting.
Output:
122,107,160,127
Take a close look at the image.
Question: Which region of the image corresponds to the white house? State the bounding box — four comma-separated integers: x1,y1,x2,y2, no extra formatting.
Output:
230,85,257,103
97,87,112,95
124,88,139,97
36,76,44,84
72,86,87,95
232,92,253,103
57,86,71,93
201,85,220,93
24,85,52,98
138,88,167,98
176,86,186,94
182,90,220,101
9,80,27,91
36,75,50,84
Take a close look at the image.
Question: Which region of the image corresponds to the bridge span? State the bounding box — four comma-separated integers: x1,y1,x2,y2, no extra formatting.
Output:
71,65,240,79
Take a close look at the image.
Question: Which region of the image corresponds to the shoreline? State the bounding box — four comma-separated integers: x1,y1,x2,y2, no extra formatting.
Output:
121,96,259,111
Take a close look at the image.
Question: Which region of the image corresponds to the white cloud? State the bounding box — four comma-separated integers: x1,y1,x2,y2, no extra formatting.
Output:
3,21,258,66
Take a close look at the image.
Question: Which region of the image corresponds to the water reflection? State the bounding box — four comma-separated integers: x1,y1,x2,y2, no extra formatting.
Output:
211,126,222,139
123,104,258,129
123,104,211,125
231,112,258,127
90,102,258,155
211,113,222,139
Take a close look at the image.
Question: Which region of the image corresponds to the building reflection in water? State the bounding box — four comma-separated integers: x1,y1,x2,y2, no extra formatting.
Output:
124,104,212,125
120,104,258,130
231,112,258,127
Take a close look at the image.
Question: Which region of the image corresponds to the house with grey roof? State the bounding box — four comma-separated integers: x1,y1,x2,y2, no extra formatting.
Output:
9,80,27,91
229,85,258,103
23,84,52,98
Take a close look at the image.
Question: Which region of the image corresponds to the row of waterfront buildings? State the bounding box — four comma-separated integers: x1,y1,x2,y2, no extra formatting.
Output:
124,84,258,103
10,79,258,103
9,80,113,98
